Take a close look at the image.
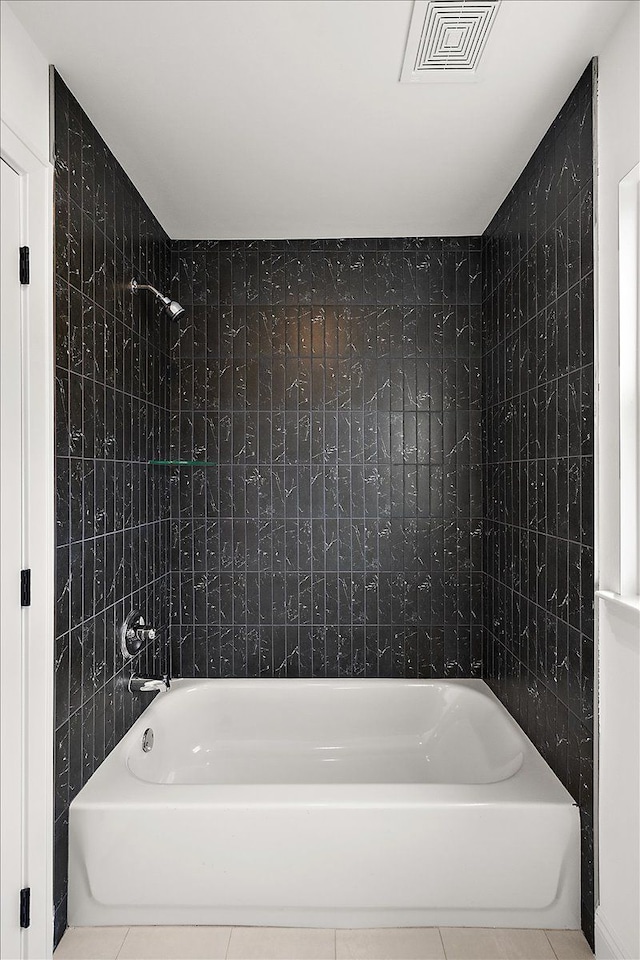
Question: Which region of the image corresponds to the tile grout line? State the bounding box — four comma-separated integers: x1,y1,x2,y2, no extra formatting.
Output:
544,929,561,960
437,925,448,959
114,925,130,960
544,930,558,960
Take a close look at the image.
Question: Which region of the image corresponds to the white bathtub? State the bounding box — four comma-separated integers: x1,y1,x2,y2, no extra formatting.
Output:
68,679,580,929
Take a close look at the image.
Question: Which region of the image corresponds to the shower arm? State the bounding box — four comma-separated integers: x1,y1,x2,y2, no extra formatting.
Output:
130,278,170,304
130,277,185,322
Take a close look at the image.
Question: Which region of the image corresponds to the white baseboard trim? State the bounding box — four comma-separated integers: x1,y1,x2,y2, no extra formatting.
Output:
596,908,635,959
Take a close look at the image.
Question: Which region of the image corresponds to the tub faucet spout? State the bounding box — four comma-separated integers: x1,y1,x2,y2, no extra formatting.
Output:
129,674,170,694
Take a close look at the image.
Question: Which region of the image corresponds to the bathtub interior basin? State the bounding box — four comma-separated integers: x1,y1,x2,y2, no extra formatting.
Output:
127,680,524,785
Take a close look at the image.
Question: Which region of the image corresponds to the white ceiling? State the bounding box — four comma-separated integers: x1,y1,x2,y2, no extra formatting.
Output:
9,0,630,239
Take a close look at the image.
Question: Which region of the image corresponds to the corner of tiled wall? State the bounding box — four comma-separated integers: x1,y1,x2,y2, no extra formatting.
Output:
480,62,596,944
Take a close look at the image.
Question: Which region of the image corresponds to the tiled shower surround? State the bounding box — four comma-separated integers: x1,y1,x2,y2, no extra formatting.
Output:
481,64,595,939
166,238,484,679
52,66,595,947
53,74,172,943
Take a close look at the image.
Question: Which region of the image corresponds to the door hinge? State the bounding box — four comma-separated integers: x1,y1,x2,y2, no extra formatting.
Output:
19,888,30,928
19,246,30,285
20,569,31,607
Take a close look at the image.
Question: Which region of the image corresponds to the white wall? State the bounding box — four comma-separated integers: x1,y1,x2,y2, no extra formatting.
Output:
596,597,640,959
595,2,640,958
1,5,55,957
0,0,50,162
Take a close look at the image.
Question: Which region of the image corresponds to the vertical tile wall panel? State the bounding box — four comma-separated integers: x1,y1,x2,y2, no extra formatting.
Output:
53,73,172,945
167,238,484,681
481,63,595,943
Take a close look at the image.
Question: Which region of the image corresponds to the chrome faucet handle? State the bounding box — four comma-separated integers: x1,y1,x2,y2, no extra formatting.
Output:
121,610,158,658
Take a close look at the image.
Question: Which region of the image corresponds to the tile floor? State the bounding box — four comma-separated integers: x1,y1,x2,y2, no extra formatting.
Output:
54,926,594,960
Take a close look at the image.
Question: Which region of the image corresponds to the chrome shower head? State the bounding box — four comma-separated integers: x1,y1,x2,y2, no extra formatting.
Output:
164,299,186,322
131,279,186,322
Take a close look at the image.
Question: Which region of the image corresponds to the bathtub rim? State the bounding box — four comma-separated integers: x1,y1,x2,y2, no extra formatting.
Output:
70,678,577,810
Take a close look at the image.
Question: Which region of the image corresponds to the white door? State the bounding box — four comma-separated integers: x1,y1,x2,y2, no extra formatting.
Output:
0,157,27,959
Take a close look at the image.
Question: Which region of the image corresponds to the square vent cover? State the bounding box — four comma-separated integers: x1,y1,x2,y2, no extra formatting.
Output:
400,0,501,83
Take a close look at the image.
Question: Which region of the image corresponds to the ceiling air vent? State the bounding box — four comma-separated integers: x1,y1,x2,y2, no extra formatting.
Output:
400,0,501,83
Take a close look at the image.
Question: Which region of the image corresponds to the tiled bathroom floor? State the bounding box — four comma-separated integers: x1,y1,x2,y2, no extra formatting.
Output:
53,926,594,960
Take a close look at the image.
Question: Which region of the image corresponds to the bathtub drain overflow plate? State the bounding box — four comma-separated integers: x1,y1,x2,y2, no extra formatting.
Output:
142,728,154,753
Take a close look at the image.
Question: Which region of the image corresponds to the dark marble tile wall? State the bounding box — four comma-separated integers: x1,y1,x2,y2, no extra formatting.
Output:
166,239,484,680
53,74,172,945
481,64,595,942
